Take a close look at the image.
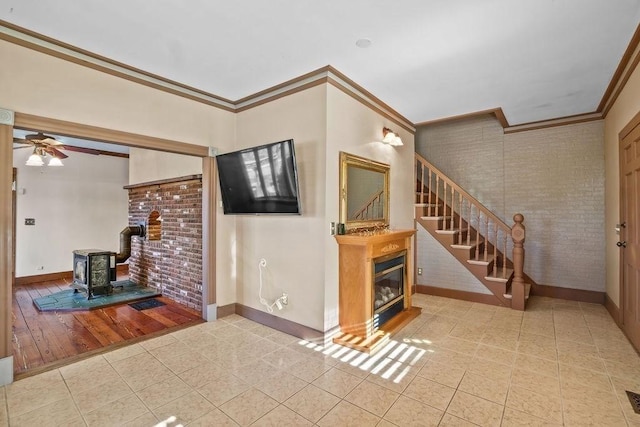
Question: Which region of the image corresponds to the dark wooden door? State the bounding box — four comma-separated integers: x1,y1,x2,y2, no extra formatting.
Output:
620,119,640,351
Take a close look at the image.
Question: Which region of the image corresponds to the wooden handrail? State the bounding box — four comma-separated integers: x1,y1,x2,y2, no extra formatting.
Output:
415,153,510,233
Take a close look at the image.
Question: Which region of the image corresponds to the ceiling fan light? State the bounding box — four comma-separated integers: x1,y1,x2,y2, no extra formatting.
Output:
48,157,64,167
26,153,44,166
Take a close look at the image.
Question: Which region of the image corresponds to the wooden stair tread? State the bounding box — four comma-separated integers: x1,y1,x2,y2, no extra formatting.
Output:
467,256,494,266
485,268,514,283
451,239,482,249
420,216,451,221
435,229,460,235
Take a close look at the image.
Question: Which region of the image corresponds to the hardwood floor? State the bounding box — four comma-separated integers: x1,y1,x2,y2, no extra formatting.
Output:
12,277,203,378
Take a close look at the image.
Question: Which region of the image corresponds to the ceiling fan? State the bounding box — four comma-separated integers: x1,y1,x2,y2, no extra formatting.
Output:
14,132,105,167
13,132,68,166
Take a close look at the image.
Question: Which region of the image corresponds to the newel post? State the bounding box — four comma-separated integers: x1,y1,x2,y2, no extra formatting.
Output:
510,213,526,310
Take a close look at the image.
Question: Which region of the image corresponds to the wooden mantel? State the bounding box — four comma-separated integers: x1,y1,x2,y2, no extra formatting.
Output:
334,229,421,353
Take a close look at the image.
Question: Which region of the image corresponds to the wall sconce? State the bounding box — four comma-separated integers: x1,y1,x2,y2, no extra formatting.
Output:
382,127,403,146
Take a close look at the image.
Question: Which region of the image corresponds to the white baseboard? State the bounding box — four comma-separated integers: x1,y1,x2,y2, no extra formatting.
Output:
0,356,13,385
205,303,218,321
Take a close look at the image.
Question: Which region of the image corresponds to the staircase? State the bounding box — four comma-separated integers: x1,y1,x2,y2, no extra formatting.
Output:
414,153,531,310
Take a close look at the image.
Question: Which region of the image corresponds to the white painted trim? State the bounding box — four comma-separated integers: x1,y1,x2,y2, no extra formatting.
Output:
205,303,218,321
0,356,13,385
0,108,14,126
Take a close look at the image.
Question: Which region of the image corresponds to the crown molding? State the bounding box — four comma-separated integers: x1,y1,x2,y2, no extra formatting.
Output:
0,21,415,134
415,108,508,129
4,17,638,137
599,22,640,118
0,20,236,111
503,112,603,134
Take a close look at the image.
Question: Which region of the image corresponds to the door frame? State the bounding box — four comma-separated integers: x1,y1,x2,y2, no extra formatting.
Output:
0,111,218,371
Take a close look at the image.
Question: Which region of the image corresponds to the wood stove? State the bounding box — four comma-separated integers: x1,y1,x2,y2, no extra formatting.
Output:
71,249,116,299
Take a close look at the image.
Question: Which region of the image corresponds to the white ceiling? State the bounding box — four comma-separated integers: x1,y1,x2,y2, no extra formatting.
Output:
2,0,640,126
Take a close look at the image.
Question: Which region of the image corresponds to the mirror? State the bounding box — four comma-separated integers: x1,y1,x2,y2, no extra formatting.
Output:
339,151,390,232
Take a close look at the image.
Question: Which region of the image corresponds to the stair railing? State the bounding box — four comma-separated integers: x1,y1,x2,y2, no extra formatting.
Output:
415,153,516,280
352,190,384,221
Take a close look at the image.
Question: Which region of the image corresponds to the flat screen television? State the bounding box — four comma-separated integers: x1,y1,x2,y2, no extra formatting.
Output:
216,139,302,215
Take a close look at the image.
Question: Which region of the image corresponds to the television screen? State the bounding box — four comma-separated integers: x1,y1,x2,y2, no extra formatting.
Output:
216,139,302,215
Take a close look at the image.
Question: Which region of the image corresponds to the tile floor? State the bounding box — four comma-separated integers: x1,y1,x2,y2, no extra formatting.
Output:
1,294,640,426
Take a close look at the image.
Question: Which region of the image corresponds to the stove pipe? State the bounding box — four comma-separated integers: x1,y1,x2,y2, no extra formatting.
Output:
116,225,145,263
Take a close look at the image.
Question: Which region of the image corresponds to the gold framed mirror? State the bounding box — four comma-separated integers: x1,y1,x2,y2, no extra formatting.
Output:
339,151,390,232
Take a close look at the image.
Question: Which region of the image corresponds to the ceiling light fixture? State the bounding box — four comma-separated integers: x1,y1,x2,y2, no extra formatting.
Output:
382,127,403,146
25,148,44,166
25,146,64,167
48,156,64,167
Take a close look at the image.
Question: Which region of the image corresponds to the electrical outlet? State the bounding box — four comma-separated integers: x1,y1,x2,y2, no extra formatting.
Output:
36,265,44,270
417,268,423,275
25,218,35,226
330,222,336,235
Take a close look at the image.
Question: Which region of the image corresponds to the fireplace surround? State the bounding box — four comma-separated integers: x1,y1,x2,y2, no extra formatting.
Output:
334,229,421,353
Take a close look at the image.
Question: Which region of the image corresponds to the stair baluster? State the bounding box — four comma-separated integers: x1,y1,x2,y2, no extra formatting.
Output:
450,186,455,230
475,211,481,260
484,216,490,261
493,227,499,277
458,193,464,245
467,200,472,246
435,175,440,217
502,233,508,279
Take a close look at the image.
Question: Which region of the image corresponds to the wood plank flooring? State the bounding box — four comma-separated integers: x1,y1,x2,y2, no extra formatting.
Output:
12,277,203,378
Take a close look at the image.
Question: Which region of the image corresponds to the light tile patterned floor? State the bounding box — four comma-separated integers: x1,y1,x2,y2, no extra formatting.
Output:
2,294,640,426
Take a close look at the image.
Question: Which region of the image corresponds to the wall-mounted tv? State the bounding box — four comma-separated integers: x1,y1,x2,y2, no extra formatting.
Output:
216,139,302,215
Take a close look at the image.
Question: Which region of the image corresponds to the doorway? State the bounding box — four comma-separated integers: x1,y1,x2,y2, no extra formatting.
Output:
3,113,217,378
619,112,640,352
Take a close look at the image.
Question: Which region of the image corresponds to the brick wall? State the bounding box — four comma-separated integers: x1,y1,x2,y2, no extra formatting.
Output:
416,116,605,292
126,176,203,310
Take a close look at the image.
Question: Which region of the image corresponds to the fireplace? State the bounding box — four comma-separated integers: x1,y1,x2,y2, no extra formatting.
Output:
71,249,116,299
334,229,421,353
373,251,406,329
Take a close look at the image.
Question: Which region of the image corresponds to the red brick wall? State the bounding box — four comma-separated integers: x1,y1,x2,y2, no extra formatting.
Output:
127,176,203,311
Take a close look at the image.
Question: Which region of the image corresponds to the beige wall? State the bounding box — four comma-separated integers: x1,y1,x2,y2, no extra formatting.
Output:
1,38,416,335
235,85,327,331
416,117,606,293
604,64,640,307
128,149,202,185
13,148,128,276
325,85,416,331
0,40,238,308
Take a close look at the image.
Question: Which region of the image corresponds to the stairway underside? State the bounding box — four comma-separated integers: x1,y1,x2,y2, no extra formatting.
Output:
415,204,530,309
